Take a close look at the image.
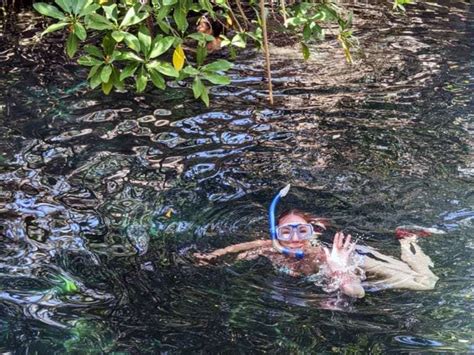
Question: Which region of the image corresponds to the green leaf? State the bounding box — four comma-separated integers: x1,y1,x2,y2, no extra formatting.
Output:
79,3,99,17
192,77,205,99
103,4,118,21
78,55,103,66
112,67,124,91
187,32,215,43
202,73,230,85
41,21,68,36
87,64,101,79
73,22,87,41
301,42,310,60
84,44,103,58
54,0,72,14
148,61,179,78
120,63,138,81
72,0,87,15
101,35,116,55
200,86,209,107
148,69,166,90
202,59,233,72
102,80,114,95
149,36,175,59
112,30,125,42
122,32,141,52
173,7,188,32
163,0,177,5
100,65,113,83
120,5,148,28
231,33,246,48
196,45,207,66
120,51,144,62
85,13,114,30
66,32,78,58
136,66,148,92
183,66,200,76
33,3,66,20
138,26,152,57
89,70,102,89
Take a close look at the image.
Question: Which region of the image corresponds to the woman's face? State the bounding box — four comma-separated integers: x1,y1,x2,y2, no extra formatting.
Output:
277,213,311,250
197,19,212,35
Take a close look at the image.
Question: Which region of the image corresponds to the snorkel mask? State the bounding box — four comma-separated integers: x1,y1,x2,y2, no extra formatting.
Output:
269,184,305,259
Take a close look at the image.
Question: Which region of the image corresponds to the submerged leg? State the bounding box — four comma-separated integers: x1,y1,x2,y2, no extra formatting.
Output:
399,237,439,289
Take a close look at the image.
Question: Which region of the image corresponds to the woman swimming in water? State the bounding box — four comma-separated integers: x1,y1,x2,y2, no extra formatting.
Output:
195,185,440,298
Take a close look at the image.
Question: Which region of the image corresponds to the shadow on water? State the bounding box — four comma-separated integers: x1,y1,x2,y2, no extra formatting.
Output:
0,0,473,352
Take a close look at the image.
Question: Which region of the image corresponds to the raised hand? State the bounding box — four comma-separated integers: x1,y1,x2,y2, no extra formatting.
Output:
323,231,357,274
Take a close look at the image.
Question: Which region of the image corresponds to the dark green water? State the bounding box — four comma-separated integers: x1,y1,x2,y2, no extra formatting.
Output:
0,1,473,353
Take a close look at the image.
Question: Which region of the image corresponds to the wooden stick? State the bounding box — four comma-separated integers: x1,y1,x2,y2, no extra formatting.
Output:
259,0,274,105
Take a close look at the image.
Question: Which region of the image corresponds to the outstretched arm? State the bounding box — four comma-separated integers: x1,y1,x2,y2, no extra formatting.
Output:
194,240,272,264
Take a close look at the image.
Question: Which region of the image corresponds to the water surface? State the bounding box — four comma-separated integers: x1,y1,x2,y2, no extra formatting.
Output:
0,1,473,352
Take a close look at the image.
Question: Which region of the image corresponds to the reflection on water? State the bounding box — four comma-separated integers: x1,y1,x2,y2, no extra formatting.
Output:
0,0,473,352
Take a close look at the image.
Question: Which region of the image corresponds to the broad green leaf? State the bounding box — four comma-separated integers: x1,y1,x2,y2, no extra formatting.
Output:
301,42,310,60
157,20,171,34
148,69,166,90
187,32,214,43
112,30,125,42
66,32,78,58
136,66,148,92
102,79,113,95
202,73,230,85
120,63,138,81
54,0,72,14
110,50,122,62
102,4,118,21
89,70,102,89
79,3,99,17
100,65,112,83
182,66,199,76
198,0,213,13
86,13,114,30
73,22,87,41
138,26,152,56
192,77,204,99
72,0,87,15
87,64,101,79
78,55,103,66
173,7,188,32
33,3,66,20
149,36,174,59
200,86,209,107
112,67,124,91
196,45,207,66
172,45,185,71
202,59,232,72
163,0,177,5
84,44,103,58
231,33,246,48
41,21,68,36
120,51,144,62
148,61,179,78
120,6,148,28
101,35,116,55
122,32,140,52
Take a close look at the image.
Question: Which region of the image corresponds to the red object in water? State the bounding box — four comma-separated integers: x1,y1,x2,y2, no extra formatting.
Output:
395,227,432,239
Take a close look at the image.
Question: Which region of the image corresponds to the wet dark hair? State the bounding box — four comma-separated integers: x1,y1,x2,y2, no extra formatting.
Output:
277,209,330,232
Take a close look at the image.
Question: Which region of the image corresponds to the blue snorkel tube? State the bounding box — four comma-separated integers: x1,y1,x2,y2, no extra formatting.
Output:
269,184,305,259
